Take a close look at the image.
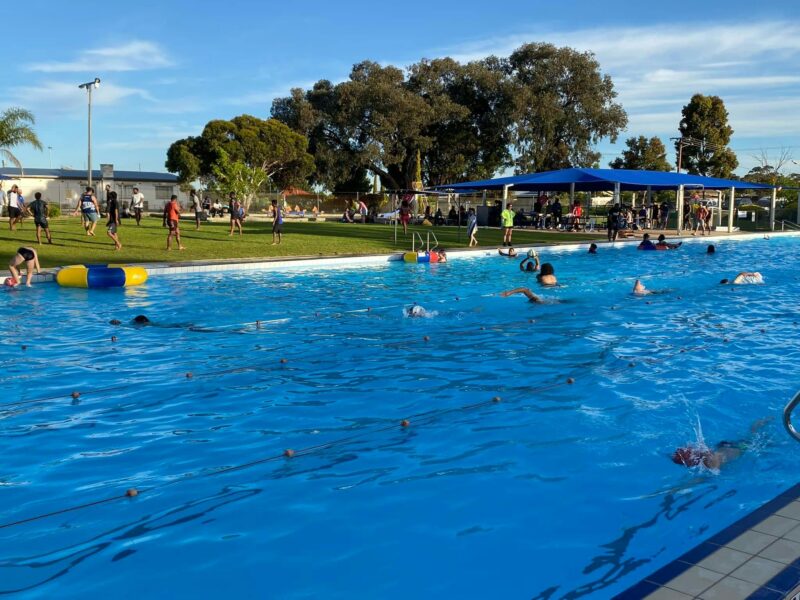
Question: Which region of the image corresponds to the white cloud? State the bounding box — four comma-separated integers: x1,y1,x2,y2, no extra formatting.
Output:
10,81,154,115
27,41,173,73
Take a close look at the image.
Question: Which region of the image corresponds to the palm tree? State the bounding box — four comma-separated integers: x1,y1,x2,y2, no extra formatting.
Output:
0,108,43,173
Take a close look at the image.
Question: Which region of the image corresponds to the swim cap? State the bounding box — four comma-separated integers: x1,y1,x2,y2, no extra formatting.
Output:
672,447,704,467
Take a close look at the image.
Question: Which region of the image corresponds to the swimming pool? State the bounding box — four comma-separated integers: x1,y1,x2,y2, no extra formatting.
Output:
1,235,799,598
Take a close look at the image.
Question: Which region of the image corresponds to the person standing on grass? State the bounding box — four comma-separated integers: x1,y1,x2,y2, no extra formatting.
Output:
399,197,411,234
271,198,283,245
7,185,22,231
190,189,202,230
165,194,185,250
106,191,122,251
467,207,478,247
501,202,515,246
74,186,100,236
0,182,6,220
130,187,144,226
28,192,52,244
228,192,243,236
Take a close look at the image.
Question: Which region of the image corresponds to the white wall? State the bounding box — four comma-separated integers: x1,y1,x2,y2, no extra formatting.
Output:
1,177,187,211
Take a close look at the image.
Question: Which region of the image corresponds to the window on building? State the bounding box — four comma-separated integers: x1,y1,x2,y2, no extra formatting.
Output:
155,185,173,201
120,184,135,198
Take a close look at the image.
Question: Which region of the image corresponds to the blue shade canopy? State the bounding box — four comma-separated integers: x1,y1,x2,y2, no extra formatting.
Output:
433,168,775,192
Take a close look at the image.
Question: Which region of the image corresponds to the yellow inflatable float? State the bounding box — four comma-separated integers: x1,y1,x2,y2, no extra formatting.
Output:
56,264,148,289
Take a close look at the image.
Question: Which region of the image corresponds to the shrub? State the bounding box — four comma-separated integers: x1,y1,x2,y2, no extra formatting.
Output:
47,204,61,217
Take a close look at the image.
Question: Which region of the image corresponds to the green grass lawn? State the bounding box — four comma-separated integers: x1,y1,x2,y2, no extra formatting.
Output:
0,216,603,268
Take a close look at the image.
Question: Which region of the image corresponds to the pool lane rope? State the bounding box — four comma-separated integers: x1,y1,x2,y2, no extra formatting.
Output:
0,341,706,531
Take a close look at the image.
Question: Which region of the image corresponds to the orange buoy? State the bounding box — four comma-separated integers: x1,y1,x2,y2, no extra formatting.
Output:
125,488,138,498
401,419,410,428
284,449,295,458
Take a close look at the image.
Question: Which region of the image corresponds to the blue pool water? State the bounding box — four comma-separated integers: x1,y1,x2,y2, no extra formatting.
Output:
1,235,800,598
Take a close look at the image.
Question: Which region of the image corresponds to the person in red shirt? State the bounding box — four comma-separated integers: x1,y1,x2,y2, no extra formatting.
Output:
568,201,583,231
164,195,186,251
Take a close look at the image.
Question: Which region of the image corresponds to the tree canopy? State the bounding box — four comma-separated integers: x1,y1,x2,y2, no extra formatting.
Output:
165,115,314,192
677,94,738,177
0,108,43,172
271,43,626,190
609,136,671,171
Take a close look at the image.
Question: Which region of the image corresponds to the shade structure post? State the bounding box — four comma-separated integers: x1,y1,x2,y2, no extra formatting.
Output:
770,187,778,231
569,182,575,206
716,190,723,228
502,184,511,211
482,190,487,206
676,185,685,235
727,186,735,233
613,182,620,205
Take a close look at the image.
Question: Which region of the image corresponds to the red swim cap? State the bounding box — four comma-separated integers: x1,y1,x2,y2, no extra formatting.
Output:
672,447,705,467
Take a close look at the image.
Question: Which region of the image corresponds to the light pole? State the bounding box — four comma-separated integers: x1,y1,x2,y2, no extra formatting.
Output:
78,77,101,188
47,146,52,169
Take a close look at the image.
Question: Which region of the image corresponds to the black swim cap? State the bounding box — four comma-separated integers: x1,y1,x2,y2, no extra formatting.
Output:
133,315,151,324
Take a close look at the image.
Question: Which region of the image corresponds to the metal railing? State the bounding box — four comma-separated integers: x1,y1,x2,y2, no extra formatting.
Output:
780,220,800,231
783,391,800,443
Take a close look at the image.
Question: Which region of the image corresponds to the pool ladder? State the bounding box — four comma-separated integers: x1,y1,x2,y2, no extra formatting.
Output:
783,391,800,443
411,232,440,253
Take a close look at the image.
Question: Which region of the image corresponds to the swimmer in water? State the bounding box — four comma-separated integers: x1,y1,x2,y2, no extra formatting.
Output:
499,247,518,258
520,250,540,272
632,279,651,296
406,304,428,318
672,418,771,470
536,262,557,286
707,244,716,254
500,287,544,304
588,243,598,254
720,272,763,285
656,234,681,250
437,249,447,263
637,233,657,251
132,315,151,325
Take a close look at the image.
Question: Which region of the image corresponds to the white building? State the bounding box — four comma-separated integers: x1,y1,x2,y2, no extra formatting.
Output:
0,164,186,212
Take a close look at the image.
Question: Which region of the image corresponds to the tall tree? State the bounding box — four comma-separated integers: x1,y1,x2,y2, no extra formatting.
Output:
610,136,671,171
0,108,43,172
165,115,314,198
505,43,627,173
210,150,268,211
676,94,738,177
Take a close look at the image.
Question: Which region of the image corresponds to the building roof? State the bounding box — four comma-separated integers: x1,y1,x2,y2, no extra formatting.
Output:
433,168,775,192
0,168,179,183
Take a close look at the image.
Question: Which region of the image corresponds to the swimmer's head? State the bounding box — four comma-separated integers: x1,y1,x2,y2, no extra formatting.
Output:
539,263,555,277
642,233,650,241
672,447,707,467
109,319,121,326
508,248,517,257
707,245,716,254
657,234,666,242
720,278,730,285
132,315,151,324
525,262,536,272
588,243,597,253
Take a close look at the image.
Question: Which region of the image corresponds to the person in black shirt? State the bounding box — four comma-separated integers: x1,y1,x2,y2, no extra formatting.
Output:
28,192,52,244
551,199,563,229
106,191,122,250
607,203,622,241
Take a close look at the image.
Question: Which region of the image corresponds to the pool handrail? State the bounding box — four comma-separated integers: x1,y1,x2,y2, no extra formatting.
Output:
783,390,800,443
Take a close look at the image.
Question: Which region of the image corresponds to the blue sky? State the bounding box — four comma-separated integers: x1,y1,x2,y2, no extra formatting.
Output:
5,0,800,179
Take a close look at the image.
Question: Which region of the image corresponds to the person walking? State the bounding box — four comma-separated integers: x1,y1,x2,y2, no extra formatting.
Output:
7,185,22,231
501,202,515,246
0,182,6,220
27,192,52,244
190,189,203,230
228,192,243,236
693,204,710,236
74,186,100,236
271,198,283,245
165,194,185,250
106,190,122,250
130,187,144,226
467,207,478,247
607,202,622,242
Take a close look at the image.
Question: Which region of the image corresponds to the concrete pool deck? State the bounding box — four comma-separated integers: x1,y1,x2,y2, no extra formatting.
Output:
24,228,795,285
615,483,800,599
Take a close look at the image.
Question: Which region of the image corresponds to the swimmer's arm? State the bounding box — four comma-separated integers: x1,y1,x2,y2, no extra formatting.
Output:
519,258,528,271
500,287,541,302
